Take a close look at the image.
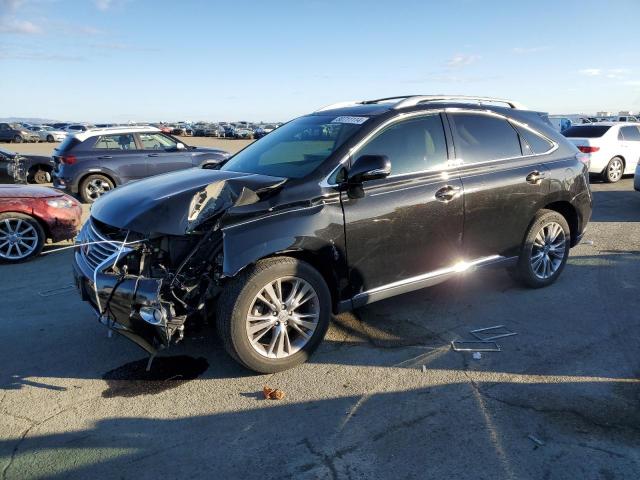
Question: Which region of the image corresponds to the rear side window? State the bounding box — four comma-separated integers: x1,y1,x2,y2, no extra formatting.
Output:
357,114,448,174
513,125,554,155
562,126,611,138
620,126,640,141
94,134,136,150
449,113,522,163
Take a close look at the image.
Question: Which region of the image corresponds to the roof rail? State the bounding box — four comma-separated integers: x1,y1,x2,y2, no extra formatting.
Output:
392,95,527,110
85,125,158,133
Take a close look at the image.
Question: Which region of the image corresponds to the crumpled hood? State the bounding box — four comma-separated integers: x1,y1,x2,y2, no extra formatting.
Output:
91,168,286,235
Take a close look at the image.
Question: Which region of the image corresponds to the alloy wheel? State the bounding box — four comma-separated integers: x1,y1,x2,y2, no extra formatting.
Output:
530,221,566,279
246,276,320,359
0,218,39,260
85,178,111,200
607,159,623,182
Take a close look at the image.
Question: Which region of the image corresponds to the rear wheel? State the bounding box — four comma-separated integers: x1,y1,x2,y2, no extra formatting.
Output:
0,213,45,262
602,157,624,183
216,256,331,373
80,174,114,203
12,135,22,144
510,209,570,288
46,135,54,143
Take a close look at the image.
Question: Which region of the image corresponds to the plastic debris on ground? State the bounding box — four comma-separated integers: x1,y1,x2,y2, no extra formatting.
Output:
470,325,518,341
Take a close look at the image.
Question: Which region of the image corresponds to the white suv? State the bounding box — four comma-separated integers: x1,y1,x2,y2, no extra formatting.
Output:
562,122,640,182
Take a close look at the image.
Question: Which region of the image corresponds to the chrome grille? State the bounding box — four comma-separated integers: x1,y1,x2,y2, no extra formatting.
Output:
77,219,122,272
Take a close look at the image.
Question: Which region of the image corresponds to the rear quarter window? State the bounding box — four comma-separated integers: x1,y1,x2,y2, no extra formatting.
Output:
449,113,522,163
562,126,611,138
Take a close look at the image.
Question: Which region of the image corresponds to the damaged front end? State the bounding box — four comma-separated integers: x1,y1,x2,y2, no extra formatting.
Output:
2,154,28,184
72,168,286,355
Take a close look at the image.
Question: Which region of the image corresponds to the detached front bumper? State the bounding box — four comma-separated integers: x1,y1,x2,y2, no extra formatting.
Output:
72,246,172,355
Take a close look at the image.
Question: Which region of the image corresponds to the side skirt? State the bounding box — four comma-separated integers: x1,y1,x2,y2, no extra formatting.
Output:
336,255,517,312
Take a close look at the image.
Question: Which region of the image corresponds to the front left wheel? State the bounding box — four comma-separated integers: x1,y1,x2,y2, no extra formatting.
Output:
216,256,331,373
0,213,45,263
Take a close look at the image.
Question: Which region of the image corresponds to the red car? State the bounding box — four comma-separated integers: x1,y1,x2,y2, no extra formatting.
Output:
0,185,82,262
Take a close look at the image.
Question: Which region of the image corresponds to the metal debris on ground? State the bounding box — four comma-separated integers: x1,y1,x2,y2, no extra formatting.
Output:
422,365,427,373
582,240,594,245
451,340,501,352
38,284,76,297
470,325,518,341
263,386,286,400
527,434,545,447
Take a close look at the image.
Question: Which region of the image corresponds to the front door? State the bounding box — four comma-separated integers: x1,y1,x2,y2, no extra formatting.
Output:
619,125,640,172
341,113,464,303
138,133,195,176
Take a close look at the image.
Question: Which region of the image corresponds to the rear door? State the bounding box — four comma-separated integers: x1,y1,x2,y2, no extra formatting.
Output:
619,125,640,171
341,113,464,298
446,111,553,259
137,132,195,176
92,133,147,182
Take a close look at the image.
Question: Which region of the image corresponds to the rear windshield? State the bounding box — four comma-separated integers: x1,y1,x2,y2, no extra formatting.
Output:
562,126,611,138
54,135,81,153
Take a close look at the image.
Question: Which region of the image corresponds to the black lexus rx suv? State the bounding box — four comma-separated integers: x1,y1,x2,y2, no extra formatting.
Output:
71,95,592,373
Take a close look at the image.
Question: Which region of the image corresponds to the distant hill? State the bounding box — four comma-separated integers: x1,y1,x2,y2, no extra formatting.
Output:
0,117,64,124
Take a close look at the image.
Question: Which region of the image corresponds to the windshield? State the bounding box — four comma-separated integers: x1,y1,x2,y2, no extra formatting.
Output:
220,115,367,178
562,126,611,138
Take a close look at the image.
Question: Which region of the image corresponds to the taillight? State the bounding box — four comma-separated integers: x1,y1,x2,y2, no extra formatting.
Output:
577,146,600,154
61,155,77,165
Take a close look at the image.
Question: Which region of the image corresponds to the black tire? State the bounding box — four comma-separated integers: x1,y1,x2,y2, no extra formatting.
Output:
0,212,45,263
79,174,114,203
31,168,49,184
602,156,624,183
216,256,331,373
46,135,54,143
12,135,22,144
510,209,571,288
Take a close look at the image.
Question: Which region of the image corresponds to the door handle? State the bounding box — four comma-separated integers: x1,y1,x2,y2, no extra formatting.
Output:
147,153,159,157
526,170,548,184
435,185,461,202
97,155,112,159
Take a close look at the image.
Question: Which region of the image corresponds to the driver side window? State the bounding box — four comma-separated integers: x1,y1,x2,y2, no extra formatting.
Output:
357,115,448,175
139,133,177,150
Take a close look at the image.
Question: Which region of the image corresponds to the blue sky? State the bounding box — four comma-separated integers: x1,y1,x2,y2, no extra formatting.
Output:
1,0,640,122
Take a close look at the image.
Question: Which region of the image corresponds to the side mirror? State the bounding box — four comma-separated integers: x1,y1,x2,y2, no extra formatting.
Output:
347,154,391,183
176,142,186,150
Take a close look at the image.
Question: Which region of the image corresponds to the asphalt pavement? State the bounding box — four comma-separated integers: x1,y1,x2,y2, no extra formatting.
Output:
0,177,639,480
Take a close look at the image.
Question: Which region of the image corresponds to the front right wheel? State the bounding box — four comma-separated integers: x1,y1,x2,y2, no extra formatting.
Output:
510,209,570,288
216,256,331,373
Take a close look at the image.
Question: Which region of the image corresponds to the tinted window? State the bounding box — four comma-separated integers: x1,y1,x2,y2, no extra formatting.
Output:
620,126,640,141
221,115,364,178
450,113,522,163
139,133,177,150
94,134,136,150
513,125,554,155
357,115,448,175
562,126,611,138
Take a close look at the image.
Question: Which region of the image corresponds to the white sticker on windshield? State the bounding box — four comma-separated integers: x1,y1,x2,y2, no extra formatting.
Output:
331,116,368,125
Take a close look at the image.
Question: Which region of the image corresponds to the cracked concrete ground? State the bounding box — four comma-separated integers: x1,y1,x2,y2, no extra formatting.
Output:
1,176,639,479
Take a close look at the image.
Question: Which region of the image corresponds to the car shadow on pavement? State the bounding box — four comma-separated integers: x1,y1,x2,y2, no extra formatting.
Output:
591,189,640,222
1,375,639,479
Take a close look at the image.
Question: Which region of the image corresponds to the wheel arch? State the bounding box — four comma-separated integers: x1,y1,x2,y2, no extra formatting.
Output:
542,200,579,246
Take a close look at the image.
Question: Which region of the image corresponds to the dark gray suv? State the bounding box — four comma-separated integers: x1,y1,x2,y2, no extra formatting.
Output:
52,126,230,202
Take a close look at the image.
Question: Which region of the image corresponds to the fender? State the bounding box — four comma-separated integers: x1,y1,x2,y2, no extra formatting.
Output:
220,199,351,301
